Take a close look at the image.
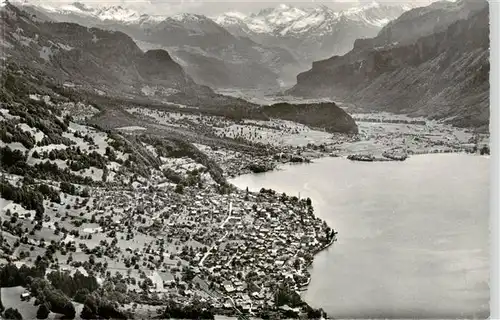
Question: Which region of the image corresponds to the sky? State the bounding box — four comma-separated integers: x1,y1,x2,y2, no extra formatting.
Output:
18,0,436,16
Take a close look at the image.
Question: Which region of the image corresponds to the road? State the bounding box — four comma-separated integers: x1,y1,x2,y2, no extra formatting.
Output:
199,201,232,267
220,201,233,228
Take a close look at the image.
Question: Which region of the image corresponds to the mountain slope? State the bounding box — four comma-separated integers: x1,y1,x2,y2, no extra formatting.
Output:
14,2,301,89
214,2,413,64
353,0,489,50
0,2,217,103
288,0,489,130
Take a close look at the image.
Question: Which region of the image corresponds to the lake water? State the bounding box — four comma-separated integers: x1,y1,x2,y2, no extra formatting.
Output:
230,154,490,319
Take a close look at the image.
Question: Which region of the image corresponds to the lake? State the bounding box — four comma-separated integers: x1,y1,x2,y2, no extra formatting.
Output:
230,154,490,319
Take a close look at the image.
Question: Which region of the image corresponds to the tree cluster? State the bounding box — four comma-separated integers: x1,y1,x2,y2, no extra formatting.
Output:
0,122,35,149
0,180,45,220
274,284,304,308
0,263,46,287
0,147,27,171
29,278,76,318
39,147,108,171
46,270,99,302
0,150,95,186
80,283,132,320
159,299,215,319
2,308,23,320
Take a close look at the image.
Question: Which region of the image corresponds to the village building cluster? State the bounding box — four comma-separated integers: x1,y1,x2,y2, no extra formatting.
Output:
1,150,335,318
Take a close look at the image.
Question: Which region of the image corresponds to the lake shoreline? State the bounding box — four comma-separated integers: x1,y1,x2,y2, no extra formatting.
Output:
230,149,487,182
229,153,489,318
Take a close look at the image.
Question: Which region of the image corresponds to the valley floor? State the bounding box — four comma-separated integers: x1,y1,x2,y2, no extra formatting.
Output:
0,91,489,320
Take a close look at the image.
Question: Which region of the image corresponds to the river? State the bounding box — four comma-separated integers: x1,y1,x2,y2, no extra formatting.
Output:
230,154,489,319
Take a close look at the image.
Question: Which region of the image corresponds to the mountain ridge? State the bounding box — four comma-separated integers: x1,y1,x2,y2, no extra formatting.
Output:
214,2,416,64
287,0,489,131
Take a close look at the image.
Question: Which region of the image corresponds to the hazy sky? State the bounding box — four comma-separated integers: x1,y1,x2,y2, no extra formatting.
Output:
22,0,436,16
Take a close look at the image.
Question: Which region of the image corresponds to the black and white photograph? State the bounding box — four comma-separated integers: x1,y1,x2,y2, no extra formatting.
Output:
0,0,495,319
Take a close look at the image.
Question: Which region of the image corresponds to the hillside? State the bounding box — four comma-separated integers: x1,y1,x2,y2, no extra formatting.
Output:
288,0,489,130
262,102,358,134
0,3,217,103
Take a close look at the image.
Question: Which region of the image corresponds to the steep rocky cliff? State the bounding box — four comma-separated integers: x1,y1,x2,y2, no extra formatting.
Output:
288,1,489,130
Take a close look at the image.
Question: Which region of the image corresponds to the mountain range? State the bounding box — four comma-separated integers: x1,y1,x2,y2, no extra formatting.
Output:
288,0,490,131
214,2,415,64
13,1,415,89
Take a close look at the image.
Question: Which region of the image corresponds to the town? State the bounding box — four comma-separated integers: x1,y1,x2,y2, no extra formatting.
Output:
1,159,333,319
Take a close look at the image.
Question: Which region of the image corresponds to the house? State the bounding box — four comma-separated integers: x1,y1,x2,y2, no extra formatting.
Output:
233,280,243,287
192,267,200,274
163,280,175,288
251,291,263,300
222,281,235,293
241,294,251,302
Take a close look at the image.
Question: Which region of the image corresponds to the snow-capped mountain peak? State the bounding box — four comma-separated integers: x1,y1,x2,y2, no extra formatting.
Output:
14,1,168,24
252,4,308,27
66,2,93,12
214,4,311,35
338,1,417,27
169,12,209,22
94,5,143,23
57,2,95,14
215,2,414,37
213,11,247,25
